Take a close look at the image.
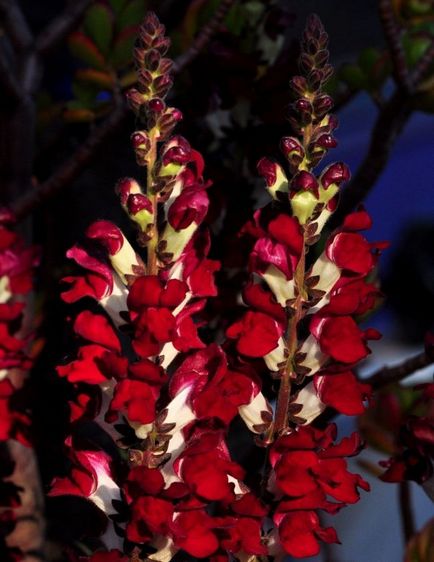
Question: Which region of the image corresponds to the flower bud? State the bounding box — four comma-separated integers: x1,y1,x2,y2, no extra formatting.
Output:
291,170,319,196
313,94,333,117
280,136,305,172
131,131,151,166
125,89,145,114
289,76,308,98
154,74,173,98
116,177,142,206
148,97,165,114
86,221,144,283
144,48,160,72
320,162,351,189
127,194,154,236
315,134,337,149
257,158,288,200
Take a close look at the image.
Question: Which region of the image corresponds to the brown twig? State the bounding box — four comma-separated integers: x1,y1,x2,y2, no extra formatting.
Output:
329,90,412,228
379,0,411,92
366,351,433,391
35,0,92,56
0,42,21,100
173,0,237,73
399,480,415,543
0,0,33,52
411,38,434,86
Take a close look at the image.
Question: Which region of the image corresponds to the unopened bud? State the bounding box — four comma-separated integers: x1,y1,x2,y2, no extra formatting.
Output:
320,162,350,189
257,158,288,200
291,171,319,197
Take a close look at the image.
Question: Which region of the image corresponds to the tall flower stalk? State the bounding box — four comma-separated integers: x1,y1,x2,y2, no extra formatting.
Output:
53,13,385,562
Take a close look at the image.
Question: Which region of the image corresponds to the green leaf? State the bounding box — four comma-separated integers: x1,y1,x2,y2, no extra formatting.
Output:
84,3,113,55
118,0,146,30
225,4,245,36
71,79,99,106
110,26,138,69
339,64,367,90
109,0,127,14
64,102,96,122
403,33,431,67
358,47,380,73
69,32,107,70
75,69,114,89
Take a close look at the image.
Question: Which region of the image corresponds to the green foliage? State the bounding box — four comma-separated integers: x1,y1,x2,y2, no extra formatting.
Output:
83,3,114,55
339,47,390,93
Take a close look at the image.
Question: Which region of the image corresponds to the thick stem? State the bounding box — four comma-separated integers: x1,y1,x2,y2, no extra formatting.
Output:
273,241,306,436
146,137,158,275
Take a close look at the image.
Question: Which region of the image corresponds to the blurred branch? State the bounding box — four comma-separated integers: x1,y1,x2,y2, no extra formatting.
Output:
11,103,128,221
379,0,411,92
411,40,434,85
329,90,411,227
329,16,434,228
0,42,21,100
366,350,433,390
0,0,33,51
36,0,92,56
399,480,415,543
173,0,237,73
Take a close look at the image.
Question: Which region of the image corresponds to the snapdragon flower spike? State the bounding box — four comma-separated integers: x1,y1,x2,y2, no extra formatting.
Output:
54,13,273,562
0,211,39,558
224,14,383,558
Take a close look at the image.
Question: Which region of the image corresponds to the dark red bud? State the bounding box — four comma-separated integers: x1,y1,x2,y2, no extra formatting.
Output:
315,134,337,149
116,178,137,205
328,115,339,130
307,69,322,91
321,162,351,188
145,49,160,72
292,171,319,195
153,37,170,56
313,94,333,115
127,194,153,215
170,109,183,122
281,137,304,158
138,69,153,87
154,74,172,97
295,98,313,114
86,220,123,255
131,131,150,150
315,49,329,67
257,157,276,187
289,76,308,97
159,58,173,75
148,98,165,113
125,89,143,113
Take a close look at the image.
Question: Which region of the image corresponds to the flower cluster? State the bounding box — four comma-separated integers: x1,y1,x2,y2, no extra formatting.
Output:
225,14,384,558
53,13,382,561
0,210,39,560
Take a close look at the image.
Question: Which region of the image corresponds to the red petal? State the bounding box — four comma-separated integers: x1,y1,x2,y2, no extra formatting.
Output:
74,311,120,352
278,511,322,558
315,371,371,415
327,232,373,274
226,311,281,357
268,214,303,255
311,316,370,363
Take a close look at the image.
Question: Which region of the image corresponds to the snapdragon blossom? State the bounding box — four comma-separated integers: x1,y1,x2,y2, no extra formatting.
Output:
54,13,383,561
0,210,39,560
